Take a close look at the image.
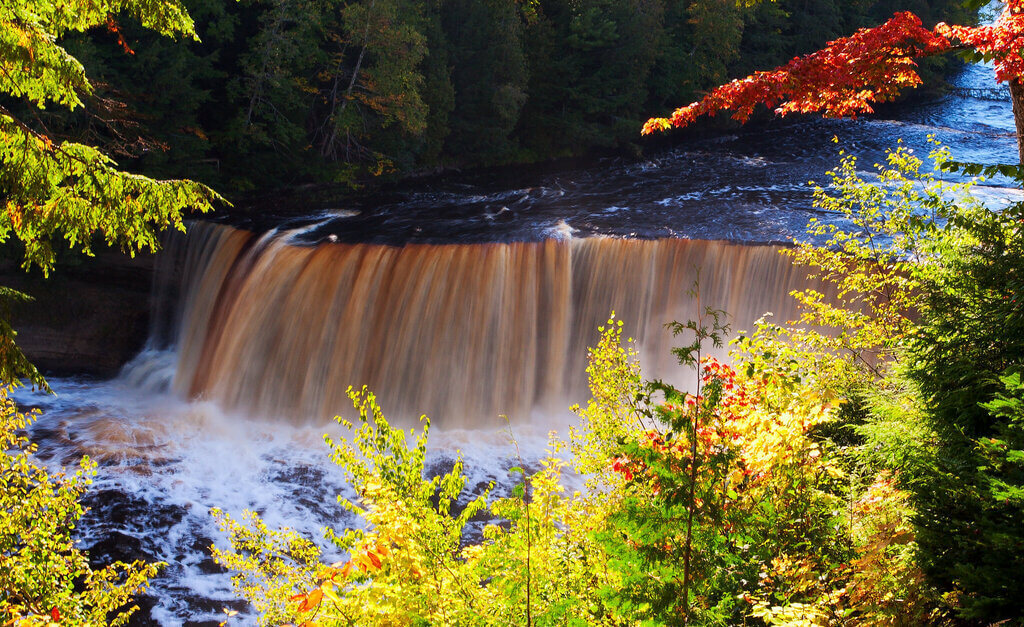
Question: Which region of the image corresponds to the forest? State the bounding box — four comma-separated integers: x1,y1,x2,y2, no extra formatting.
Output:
9,0,972,192
3,0,1024,626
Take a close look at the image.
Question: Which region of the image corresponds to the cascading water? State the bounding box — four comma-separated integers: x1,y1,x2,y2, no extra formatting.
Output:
150,222,827,426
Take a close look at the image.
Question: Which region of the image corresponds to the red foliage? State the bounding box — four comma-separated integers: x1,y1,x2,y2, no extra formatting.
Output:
609,358,751,485
105,15,136,56
642,10,978,134
938,1,1024,83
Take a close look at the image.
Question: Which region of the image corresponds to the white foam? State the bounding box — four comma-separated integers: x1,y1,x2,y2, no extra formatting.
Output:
545,219,577,240
13,376,564,625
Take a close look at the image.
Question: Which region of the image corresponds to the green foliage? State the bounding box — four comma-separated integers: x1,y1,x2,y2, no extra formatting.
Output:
732,0,970,85
11,0,970,186
227,0,328,172
214,386,494,625
1,0,221,386
607,295,733,625
589,140,1024,626
568,314,648,478
0,386,162,626
0,287,45,390
213,307,932,626
595,294,862,626
210,139,1024,627
647,0,744,112
441,0,528,162
213,328,641,627
1,0,219,272
905,193,1024,620
764,139,1024,622
1,0,216,622
782,140,975,392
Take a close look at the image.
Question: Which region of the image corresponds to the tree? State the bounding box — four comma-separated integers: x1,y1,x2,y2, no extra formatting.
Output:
642,1,1024,161
646,0,744,114
1,388,161,625
2,1,217,622
642,5,1024,618
227,0,328,174
906,199,1024,619
441,0,528,162
0,0,220,385
313,0,429,172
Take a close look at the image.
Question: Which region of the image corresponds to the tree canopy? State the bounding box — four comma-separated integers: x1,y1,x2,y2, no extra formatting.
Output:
641,11,950,132
16,0,969,191
2,2,220,624
643,3,1024,616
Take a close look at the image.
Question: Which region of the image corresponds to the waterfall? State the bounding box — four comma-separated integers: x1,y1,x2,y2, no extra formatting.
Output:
149,222,828,426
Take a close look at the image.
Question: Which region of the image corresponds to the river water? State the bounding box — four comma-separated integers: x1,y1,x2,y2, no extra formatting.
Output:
13,58,1019,625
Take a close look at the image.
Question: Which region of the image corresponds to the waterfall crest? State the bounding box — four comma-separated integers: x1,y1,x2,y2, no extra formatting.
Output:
152,222,828,426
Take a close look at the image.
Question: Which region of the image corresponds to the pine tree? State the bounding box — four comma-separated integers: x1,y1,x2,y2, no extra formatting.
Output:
0,0,220,386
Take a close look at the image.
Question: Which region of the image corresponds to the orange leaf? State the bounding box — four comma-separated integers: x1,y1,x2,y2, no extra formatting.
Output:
331,561,353,581
354,553,372,571
297,588,323,612
51,607,60,622
367,551,382,569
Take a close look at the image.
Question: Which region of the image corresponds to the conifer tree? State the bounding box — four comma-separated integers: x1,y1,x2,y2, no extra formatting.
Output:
0,0,220,386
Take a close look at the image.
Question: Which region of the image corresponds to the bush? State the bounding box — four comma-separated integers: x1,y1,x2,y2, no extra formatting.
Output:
0,386,160,626
905,192,1024,620
212,339,635,627
212,313,930,626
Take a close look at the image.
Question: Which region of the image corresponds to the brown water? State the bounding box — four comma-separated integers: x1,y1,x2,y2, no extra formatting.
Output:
154,222,828,427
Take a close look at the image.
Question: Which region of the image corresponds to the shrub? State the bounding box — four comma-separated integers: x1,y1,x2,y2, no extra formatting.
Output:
0,387,160,626
212,333,638,627
905,194,1024,620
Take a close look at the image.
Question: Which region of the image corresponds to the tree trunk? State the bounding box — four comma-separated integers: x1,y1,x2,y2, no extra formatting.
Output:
1011,80,1024,164
1012,0,1024,165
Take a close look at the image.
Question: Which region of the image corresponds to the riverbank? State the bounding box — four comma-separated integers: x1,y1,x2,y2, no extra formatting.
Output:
0,250,152,378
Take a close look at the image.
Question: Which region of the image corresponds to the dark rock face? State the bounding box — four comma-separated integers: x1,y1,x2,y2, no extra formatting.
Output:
0,248,154,377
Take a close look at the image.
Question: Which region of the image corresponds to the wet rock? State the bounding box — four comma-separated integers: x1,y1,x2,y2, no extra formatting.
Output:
184,535,226,575
124,594,159,626
195,555,227,576
178,595,249,626
81,489,187,532
86,531,148,567
265,462,348,523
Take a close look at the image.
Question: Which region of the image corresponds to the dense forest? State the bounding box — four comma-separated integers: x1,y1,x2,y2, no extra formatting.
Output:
14,0,972,194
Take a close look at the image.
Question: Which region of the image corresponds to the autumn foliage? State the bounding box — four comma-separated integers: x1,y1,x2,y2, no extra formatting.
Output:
643,2,1024,134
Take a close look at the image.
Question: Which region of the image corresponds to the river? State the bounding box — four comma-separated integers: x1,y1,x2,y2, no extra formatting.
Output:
13,57,1019,625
